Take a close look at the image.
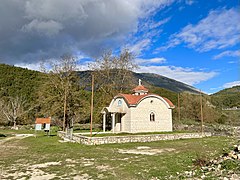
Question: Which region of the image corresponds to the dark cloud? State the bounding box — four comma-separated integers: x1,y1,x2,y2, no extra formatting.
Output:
0,0,173,65
0,0,156,64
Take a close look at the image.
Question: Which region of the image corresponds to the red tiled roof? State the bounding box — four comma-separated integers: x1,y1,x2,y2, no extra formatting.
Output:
132,85,149,92
35,118,51,124
119,94,148,105
162,97,175,108
117,93,175,108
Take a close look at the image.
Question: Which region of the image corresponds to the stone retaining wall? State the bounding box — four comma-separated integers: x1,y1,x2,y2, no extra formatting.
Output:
58,131,212,145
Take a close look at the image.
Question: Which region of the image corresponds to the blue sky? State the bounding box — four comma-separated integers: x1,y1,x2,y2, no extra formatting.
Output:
126,0,240,94
0,0,239,94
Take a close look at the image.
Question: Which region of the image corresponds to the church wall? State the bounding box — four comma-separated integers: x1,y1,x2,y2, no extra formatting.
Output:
109,97,132,132
129,97,172,133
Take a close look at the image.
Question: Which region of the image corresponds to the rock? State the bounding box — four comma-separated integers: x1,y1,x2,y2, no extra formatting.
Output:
230,174,239,180
232,154,238,159
228,151,235,157
223,156,231,160
201,174,206,179
237,154,240,160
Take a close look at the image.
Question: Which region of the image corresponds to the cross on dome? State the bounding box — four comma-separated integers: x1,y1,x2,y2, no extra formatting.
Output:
132,79,149,95
139,79,142,86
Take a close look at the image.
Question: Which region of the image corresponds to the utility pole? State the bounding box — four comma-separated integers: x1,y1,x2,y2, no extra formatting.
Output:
90,74,94,137
178,93,181,122
200,90,204,136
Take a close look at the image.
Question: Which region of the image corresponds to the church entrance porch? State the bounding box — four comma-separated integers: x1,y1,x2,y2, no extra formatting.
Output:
102,110,125,133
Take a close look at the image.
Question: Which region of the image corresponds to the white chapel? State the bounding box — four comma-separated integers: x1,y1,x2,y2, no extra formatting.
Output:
101,80,175,133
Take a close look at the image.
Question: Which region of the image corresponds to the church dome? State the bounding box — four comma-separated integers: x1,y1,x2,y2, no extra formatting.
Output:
132,79,149,95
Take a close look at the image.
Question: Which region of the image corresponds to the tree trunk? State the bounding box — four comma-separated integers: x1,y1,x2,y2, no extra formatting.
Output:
63,88,67,132
13,119,17,130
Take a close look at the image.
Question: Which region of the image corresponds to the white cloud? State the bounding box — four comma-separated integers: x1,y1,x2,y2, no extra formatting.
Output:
223,81,240,88
137,65,217,85
128,39,151,55
185,0,195,5
142,17,171,31
127,16,171,56
159,8,240,52
15,54,90,71
136,57,166,65
15,62,42,71
213,50,240,60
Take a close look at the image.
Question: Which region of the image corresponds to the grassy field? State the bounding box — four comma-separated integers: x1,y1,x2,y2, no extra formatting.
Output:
0,129,238,180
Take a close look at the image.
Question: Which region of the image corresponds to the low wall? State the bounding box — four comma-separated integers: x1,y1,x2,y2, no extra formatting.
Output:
58,131,212,145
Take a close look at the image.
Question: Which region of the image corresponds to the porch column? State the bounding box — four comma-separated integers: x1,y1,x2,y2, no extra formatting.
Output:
103,112,106,132
112,113,116,133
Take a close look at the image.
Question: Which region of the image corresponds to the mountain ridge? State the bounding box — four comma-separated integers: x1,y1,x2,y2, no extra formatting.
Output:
77,70,201,94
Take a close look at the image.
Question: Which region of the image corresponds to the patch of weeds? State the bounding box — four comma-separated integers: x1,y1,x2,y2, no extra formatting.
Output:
193,155,209,167
0,133,7,137
221,159,240,171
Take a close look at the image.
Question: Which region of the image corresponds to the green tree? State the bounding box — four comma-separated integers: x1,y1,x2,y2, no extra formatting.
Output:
39,54,83,132
180,92,220,123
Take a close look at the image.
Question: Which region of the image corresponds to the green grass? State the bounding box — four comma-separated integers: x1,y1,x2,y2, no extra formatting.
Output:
0,129,237,180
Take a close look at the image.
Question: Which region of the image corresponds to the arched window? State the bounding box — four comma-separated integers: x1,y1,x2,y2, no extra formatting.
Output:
150,112,155,121
118,100,122,107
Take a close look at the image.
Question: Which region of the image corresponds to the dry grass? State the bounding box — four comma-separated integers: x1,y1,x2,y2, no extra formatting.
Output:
0,129,237,180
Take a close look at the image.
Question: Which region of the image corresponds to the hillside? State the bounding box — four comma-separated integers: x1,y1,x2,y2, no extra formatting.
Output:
132,72,200,94
0,64,200,99
211,86,240,108
0,64,46,103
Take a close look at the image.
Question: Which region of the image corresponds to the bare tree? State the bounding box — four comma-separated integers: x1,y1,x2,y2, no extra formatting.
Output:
39,54,80,132
89,49,138,123
90,49,138,97
0,96,26,129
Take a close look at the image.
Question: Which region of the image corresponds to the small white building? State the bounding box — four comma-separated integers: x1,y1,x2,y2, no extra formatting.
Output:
35,117,51,132
101,80,175,133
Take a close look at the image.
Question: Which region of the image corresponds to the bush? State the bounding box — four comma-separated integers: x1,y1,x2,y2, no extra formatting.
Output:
217,114,227,124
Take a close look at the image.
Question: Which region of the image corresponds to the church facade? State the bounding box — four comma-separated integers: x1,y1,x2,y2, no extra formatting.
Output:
101,80,175,133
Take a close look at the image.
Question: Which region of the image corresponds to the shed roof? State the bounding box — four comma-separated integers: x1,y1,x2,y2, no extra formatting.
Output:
35,117,51,124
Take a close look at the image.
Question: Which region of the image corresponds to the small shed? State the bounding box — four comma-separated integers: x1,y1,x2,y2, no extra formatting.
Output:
35,117,51,133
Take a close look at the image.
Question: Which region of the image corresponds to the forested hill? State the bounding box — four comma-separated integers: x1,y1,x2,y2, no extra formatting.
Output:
0,63,200,106
211,86,240,108
0,64,46,102
0,63,201,98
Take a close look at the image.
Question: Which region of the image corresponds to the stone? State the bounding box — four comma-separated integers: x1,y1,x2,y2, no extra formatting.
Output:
201,174,206,179
232,154,238,159
237,154,240,160
237,145,240,151
230,174,239,180
228,151,235,158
